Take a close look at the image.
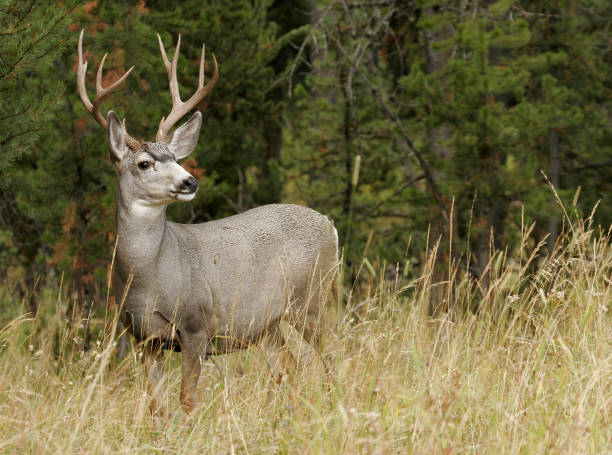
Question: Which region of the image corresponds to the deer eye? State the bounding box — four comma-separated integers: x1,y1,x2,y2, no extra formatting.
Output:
138,161,151,170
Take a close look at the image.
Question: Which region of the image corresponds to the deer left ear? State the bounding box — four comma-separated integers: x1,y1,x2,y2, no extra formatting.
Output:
107,111,128,163
168,111,202,160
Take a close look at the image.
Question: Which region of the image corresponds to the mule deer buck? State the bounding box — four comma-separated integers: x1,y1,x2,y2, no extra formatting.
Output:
76,31,338,416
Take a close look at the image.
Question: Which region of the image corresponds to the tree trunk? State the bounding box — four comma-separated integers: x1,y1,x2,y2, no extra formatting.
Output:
548,129,560,255
424,13,455,314
339,60,356,271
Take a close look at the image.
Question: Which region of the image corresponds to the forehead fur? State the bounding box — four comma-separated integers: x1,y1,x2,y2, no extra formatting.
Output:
127,142,176,164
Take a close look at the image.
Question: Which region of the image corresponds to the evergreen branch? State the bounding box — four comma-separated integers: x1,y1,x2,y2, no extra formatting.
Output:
287,0,339,97
0,0,37,42
0,22,31,36
0,103,35,122
358,174,425,221
511,5,563,19
567,160,612,172
17,0,39,24
0,127,42,146
345,1,396,8
0,5,75,81
329,33,451,225
365,211,412,218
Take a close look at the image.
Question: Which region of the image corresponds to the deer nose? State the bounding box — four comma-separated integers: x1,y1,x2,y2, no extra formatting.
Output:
180,177,198,193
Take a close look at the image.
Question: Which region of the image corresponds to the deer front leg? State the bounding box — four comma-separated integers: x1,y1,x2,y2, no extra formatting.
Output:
180,331,207,416
142,342,166,417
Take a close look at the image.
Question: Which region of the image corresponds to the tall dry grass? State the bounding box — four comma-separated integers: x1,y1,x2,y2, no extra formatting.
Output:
0,211,610,454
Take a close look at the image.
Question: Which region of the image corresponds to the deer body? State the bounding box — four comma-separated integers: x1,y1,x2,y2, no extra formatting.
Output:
115,199,337,354
77,31,338,416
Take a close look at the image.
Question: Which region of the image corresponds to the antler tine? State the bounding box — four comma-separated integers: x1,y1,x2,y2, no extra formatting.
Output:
157,33,182,107
94,53,135,115
198,43,205,89
77,29,93,113
156,34,219,143
77,30,140,149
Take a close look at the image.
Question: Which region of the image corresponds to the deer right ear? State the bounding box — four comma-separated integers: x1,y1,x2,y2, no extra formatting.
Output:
168,111,202,160
107,111,128,163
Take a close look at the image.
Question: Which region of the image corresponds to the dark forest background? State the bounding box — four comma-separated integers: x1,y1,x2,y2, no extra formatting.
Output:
1,0,610,321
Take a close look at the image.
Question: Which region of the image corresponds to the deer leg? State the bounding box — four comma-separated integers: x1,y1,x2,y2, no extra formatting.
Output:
179,331,207,416
116,320,129,362
279,320,318,368
259,324,295,384
287,271,337,381
302,300,335,377
142,342,166,417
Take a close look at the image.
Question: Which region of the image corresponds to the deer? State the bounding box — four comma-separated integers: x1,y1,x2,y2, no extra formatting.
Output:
76,30,338,417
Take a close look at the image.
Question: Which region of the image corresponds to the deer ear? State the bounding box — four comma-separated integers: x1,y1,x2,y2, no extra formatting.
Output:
168,111,202,160
107,111,128,162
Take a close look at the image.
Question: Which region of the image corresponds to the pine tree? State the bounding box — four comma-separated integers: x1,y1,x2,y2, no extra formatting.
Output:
283,2,411,272
282,0,611,297
402,2,538,279
517,0,611,249
0,0,76,312
282,2,452,277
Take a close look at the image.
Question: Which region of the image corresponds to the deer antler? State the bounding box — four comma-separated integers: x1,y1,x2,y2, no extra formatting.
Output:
77,29,141,149
156,33,219,143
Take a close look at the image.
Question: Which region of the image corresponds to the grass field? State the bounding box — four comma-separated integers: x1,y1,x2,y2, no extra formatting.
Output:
0,214,610,454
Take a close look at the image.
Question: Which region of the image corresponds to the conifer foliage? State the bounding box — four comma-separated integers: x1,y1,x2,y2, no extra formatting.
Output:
283,0,611,283
0,0,75,311
0,0,74,172
0,0,610,316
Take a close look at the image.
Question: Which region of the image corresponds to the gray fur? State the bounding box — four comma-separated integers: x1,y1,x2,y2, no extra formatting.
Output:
107,112,338,415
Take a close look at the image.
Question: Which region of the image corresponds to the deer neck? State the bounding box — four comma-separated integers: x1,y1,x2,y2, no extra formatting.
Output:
114,185,169,279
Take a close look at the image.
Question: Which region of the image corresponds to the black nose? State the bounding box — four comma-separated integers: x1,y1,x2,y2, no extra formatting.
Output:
180,176,198,193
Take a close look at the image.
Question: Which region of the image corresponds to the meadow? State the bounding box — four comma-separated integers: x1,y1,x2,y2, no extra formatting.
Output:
0,212,610,454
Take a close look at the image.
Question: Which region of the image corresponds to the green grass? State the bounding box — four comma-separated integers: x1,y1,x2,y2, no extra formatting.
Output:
0,214,610,454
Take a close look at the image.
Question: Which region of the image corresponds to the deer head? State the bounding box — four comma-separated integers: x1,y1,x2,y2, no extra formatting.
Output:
76,30,218,208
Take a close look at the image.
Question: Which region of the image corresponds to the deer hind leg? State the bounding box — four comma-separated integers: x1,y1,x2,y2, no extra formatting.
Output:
259,322,296,384
260,319,320,380
179,330,207,416
292,264,339,375
260,260,338,383
142,342,167,417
